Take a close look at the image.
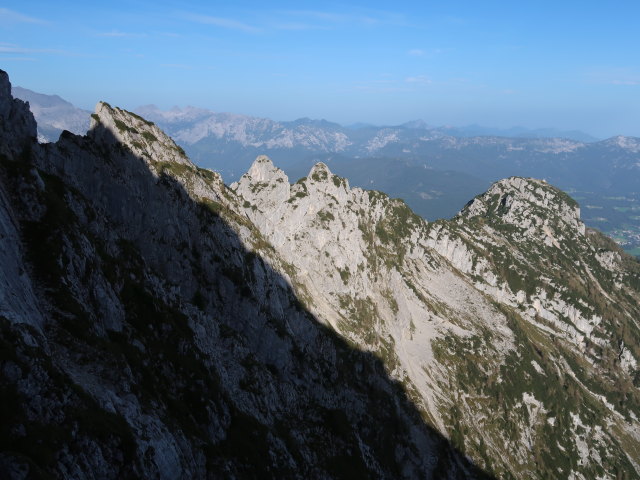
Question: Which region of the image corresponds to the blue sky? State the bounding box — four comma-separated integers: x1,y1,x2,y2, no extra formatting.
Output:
1,1,639,137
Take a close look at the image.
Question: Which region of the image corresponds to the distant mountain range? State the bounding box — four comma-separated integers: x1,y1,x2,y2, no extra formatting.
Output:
13,87,640,254
432,123,599,142
11,86,90,142
133,104,607,183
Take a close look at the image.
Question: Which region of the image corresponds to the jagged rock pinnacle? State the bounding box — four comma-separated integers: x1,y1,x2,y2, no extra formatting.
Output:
89,101,192,166
308,162,331,181
245,155,288,183
231,155,291,225
0,69,37,157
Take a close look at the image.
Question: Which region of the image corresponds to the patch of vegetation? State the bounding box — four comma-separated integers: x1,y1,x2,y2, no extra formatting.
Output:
431,296,639,478
381,289,399,315
337,266,350,284
142,131,157,143
311,167,328,182
174,144,186,156
317,210,335,223
370,199,423,269
196,167,218,183
113,119,128,132
201,199,223,216
249,181,270,194
122,109,155,126
113,119,138,134
288,187,308,202
154,161,194,177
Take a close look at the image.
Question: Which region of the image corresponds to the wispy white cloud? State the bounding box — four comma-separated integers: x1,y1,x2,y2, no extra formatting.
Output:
283,10,348,22
587,68,640,86
351,84,409,93
405,75,431,85
97,31,147,38
408,47,449,57
272,22,328,31
0,42,23,52
0,42,70,55
0,55,36,61
0,7,47,25
183,13,260,33
282,9,403,27
181,8,402,34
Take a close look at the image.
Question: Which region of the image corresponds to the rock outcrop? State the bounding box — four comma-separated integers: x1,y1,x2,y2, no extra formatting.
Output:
0,71,37,158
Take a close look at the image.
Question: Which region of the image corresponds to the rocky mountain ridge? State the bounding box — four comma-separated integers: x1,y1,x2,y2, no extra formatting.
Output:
1,70,639,479
232,154,640,478
14,88,640,254
139,104,640,255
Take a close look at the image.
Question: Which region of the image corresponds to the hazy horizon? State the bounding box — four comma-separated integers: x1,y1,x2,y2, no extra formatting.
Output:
10,85,610,141
2,1,639,138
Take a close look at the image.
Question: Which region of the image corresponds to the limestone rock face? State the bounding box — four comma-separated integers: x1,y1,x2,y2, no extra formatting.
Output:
233,156,640,478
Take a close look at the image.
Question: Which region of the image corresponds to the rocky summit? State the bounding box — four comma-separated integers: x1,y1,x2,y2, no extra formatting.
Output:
0,69,638,479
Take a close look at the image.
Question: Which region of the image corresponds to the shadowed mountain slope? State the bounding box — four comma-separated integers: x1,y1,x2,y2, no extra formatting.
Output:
0,70,487,479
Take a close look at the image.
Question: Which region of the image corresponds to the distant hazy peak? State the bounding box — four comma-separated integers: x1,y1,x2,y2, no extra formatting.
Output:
401,119,431,129
601,135,640,152
12,86,74,109
11,83,91,142
135,104,213,123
